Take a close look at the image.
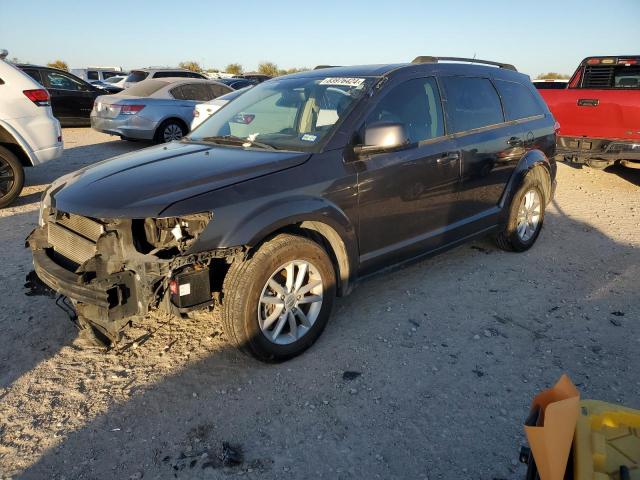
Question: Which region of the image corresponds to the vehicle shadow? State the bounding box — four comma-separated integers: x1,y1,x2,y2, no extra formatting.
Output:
0,136,149,390
6,208,638,480
606,163,640,187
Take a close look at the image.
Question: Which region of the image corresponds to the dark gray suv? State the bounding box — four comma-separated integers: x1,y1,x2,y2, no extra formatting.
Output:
28,57,557,361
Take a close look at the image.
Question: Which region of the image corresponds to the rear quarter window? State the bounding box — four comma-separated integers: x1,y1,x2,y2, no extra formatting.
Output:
126,70,149,83
440,76,504,133
494,79,545,121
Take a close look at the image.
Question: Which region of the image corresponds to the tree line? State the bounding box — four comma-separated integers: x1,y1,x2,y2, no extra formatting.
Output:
179,60,308,77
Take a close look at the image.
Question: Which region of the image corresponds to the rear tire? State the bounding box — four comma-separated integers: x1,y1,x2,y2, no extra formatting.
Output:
221,234,336,362
0,146,25,209
154,119,187,144
496,172,546,252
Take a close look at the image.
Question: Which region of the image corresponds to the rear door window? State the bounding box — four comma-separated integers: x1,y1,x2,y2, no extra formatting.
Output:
171,83,208,101
87,71,99,80
494,80,545,121
440,77,504,133
44,71,87,91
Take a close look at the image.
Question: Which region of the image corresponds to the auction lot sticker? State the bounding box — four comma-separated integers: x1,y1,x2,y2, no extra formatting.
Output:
319,77,366,87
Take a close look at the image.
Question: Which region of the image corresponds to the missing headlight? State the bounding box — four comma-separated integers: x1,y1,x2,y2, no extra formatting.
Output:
139,212,212,254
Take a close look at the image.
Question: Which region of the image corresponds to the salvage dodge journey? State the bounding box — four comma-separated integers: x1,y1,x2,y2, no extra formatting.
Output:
28,57,557,361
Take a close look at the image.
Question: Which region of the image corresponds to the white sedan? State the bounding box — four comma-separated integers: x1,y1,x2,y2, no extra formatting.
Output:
190,87,250,131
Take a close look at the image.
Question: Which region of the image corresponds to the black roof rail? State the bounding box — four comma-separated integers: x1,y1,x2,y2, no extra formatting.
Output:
411,56,517,72
314,65,341,70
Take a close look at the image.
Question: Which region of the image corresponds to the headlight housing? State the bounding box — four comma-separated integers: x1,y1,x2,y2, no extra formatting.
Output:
143,212,212,252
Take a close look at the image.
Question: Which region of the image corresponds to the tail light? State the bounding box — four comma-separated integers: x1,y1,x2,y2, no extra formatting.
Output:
117,104,145,115
193,108,199,117
23,89,50,106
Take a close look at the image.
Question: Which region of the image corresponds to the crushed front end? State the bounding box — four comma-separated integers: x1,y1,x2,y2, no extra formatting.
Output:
27,205,241,343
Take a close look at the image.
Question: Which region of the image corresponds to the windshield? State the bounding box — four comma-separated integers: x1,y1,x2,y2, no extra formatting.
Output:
188,76,375,152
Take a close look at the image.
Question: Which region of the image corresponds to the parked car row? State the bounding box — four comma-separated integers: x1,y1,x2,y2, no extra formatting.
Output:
91,78,233,142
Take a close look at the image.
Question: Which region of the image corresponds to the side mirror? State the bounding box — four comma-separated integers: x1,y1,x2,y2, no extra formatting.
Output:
354,122,410,156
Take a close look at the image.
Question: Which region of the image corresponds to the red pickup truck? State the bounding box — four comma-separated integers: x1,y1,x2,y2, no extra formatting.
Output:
539,56,640,169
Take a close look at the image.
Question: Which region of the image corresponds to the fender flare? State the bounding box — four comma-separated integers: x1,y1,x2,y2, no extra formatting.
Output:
206,196,359,296
499,149,553,211
0,120,36,166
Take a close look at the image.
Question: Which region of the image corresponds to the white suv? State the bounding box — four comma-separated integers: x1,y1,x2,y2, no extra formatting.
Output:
0,51,63,207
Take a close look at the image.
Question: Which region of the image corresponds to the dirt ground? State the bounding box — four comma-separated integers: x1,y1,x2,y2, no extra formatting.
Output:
0,128,638,480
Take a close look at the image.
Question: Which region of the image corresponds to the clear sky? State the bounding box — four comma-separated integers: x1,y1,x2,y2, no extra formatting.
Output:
1,0,638,78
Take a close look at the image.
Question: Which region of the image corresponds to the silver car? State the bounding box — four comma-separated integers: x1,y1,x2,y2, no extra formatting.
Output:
91,78,233,143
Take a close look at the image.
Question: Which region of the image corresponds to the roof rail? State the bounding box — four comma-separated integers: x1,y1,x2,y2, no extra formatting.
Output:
411,56,517,72
314,65,341,70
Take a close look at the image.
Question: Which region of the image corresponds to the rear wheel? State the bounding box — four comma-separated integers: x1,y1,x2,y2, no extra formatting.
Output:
221,234,336,361
496,172,546,252
0,146,25,209
154,119,186,144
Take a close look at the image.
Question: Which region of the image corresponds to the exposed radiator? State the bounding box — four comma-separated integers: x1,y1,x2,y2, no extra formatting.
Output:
47,213,104,265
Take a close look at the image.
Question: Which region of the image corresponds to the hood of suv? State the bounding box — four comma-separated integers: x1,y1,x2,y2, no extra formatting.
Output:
50,141,310,218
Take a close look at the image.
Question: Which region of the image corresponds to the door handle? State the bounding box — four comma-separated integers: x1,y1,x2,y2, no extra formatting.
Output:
437,152,459,164
578,98,599,107
507,137,524,147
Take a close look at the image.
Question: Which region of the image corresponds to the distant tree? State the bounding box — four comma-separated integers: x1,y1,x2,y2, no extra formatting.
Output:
537,72,570,80
179,61,203,73
47,60,69,71
282,67,308,75
258,61,280,77
225,63,243,75
206,67,219,73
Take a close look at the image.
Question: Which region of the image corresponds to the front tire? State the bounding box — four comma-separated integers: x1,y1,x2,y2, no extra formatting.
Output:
0,146,25,209
496,172,546,252
221,234,336,361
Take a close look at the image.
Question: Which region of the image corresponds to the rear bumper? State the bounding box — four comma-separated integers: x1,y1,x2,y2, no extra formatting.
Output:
32,144,64,165
557,136,640,163
90,114,157,140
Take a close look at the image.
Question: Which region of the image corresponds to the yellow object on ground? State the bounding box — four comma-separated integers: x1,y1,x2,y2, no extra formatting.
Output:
574,400,640,480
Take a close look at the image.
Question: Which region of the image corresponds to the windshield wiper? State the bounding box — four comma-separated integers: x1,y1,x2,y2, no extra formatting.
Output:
200,135,277,150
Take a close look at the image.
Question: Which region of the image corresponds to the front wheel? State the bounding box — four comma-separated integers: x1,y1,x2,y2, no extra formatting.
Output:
221,234,336,361
496,173,546,252
0,146,25,209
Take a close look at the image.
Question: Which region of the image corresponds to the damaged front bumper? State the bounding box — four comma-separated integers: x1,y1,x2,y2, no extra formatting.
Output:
28,224,165,341
27,211,243,343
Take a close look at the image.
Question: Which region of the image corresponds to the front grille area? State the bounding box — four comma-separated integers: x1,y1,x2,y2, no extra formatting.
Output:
47,213,104,266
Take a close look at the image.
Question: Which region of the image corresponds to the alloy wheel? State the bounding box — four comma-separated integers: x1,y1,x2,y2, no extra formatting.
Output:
258,260,324,345
0,157,15,199
163,123,184,142
516,189,542,242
